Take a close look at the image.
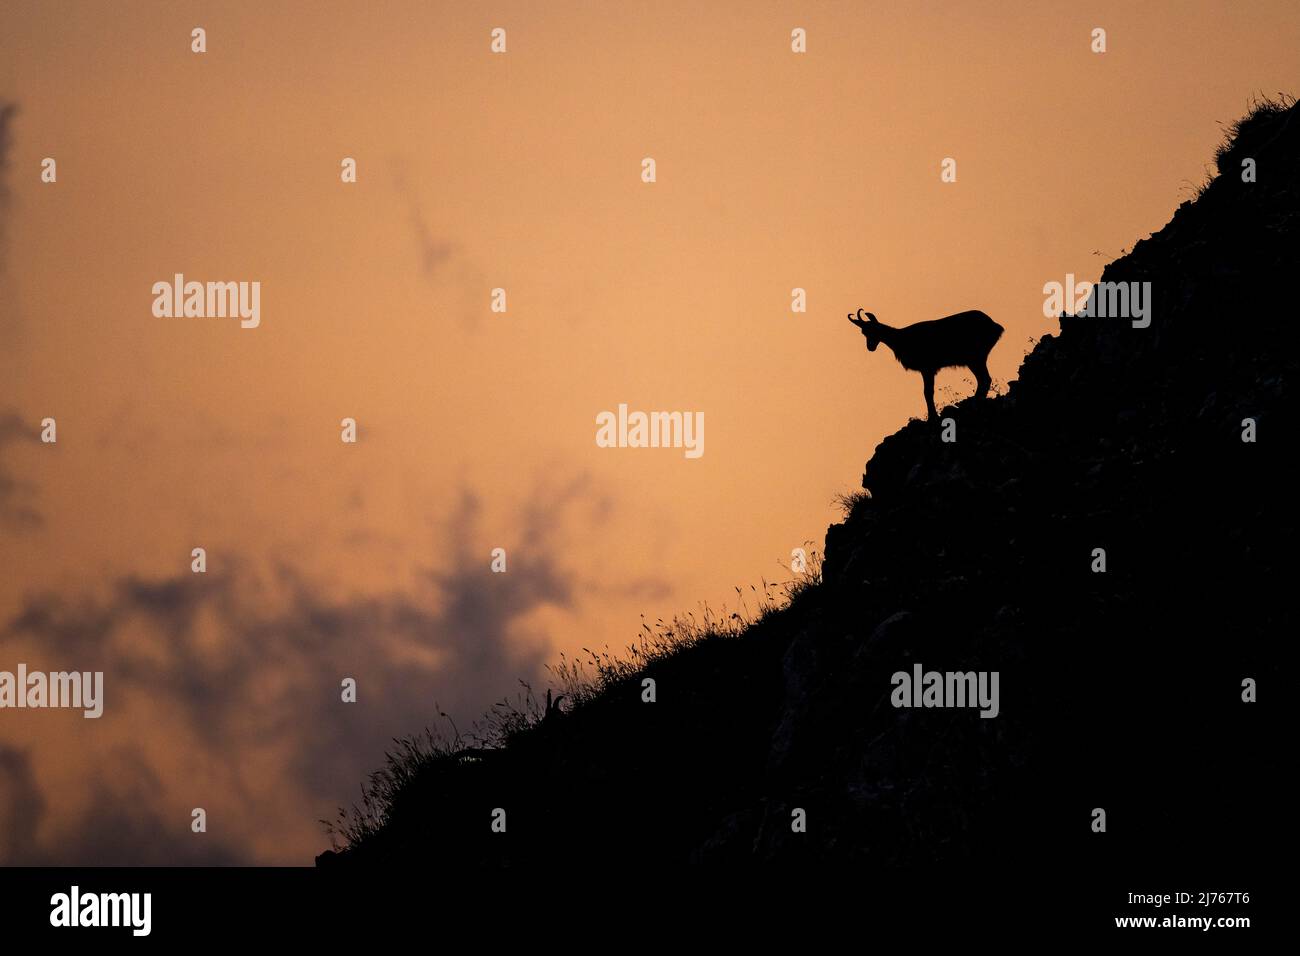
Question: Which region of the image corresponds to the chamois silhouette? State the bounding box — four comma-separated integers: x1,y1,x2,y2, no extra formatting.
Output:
848,307,1004,420
542,688,566,725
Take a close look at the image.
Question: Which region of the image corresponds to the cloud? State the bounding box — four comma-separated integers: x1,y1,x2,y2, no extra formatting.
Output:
0,103,21,343
0,745,244,866
389,158,498,330
0,102,14,222
391,162,456,280
0,745,45,863
0,481,617,864
0,410,41,531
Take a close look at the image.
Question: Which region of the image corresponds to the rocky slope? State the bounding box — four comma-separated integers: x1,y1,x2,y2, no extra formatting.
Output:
321,100,1295,886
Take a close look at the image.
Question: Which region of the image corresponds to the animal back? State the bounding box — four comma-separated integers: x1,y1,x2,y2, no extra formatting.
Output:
893,310,1003,370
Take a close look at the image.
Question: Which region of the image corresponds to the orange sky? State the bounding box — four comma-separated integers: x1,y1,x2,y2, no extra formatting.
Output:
1,0,1296,864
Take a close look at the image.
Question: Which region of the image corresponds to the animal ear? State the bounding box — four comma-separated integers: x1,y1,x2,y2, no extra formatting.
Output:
864,311,878,324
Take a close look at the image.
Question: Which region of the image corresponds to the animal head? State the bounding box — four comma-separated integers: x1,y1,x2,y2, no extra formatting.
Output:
847,308,881,351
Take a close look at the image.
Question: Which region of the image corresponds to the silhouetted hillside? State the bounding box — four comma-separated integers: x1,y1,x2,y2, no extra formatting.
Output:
320,99,1295,884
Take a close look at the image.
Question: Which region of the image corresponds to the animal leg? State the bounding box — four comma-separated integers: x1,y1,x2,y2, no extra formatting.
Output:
922,371,937,421
972,362,991,400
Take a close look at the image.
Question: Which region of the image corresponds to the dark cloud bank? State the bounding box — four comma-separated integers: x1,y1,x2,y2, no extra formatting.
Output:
0,483,627,864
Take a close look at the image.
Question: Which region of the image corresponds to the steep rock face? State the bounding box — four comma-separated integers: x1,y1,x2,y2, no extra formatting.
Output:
801,101,1297,872
323,102,1296,877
